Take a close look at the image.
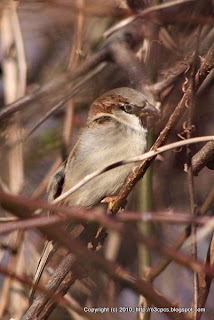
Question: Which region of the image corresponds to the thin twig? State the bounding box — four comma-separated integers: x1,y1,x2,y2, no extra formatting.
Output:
1,192,214,280
52,136,214,204
105,0,195,36
0,20,144,121
0,193,194,320
186,28,200,319
137,134,153,320
0,264,66,305
49,0,130,18
0,1,27,317
196,232,214,320
146,185,214,281
0,48,108,121
110,41,214,214
8,63,107,148
62,0,85,157
1,208,214,237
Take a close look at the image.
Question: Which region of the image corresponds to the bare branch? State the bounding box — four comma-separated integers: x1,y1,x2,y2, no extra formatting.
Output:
196,233,214,320
53,136,214,205
1,192,214,280
110,41,214,214
0,22,143,122
0,192,193,320
192,141,214,175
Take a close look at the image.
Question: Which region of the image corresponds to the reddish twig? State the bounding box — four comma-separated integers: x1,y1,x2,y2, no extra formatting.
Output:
0,191,193,320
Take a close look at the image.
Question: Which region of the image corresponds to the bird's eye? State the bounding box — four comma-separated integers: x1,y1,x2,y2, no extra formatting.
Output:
124,104,134,113
119,104,134,113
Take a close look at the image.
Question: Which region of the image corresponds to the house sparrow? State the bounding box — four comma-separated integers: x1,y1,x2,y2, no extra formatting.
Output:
48,87,159,205
30,87,159,300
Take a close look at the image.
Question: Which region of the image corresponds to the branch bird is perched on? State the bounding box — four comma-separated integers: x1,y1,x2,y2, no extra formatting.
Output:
30,87,159,300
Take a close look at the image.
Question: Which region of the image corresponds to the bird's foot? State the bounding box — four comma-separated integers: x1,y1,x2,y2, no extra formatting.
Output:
101,196,118,210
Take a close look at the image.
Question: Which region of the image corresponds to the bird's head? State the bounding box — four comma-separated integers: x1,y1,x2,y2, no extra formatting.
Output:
88,87,159,130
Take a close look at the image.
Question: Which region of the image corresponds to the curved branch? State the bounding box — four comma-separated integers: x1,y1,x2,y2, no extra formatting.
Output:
53,136,214,204
192,141,214,175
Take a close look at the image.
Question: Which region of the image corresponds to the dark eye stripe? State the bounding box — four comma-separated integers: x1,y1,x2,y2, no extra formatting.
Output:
119,105,126,111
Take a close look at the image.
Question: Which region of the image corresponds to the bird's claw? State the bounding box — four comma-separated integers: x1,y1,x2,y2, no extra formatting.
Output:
101,196,117,210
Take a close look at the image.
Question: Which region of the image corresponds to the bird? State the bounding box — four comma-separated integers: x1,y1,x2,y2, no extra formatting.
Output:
30,87,159,301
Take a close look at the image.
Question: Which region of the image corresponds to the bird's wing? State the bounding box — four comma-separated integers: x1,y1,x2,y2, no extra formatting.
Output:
30,140,81,302
47,161,67,202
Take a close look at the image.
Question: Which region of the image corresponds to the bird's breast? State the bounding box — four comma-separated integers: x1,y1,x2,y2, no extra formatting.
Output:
63,122,147,207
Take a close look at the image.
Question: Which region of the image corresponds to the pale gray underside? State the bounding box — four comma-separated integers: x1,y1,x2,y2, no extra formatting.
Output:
61,118,147,207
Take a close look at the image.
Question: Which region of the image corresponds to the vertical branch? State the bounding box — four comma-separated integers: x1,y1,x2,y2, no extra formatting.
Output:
196,232,214,320
12,1,27,97
102,230,121,306
137,132,153,320
146,185,214,282
0,0,27,318
62,0,85,157
1,1,24,193
186,29,201,319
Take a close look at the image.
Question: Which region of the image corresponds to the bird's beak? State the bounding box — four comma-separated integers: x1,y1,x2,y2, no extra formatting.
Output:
139,102,160,119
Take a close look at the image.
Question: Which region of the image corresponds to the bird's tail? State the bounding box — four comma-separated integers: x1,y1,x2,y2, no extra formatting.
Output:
29,240,55,303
